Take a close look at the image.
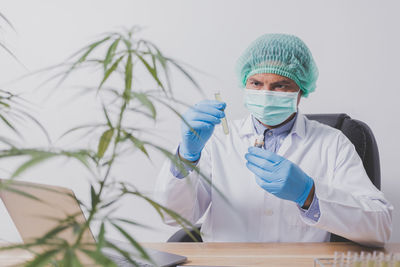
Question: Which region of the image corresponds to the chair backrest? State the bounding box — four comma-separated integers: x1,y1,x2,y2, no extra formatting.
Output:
305,113,381,243
305,114,381,189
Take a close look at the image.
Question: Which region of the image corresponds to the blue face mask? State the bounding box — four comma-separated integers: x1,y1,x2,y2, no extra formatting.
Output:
244,89,299,126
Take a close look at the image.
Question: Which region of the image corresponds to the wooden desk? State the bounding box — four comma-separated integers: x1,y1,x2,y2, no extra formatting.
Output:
143,242,400,267
1,242,399,266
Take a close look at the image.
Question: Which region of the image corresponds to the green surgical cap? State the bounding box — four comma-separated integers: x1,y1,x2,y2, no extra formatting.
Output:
236,33,318,97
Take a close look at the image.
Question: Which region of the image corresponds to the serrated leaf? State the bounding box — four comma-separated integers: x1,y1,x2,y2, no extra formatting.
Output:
167,58,202,91
102,105,113,128
99,198,119,209
133,51,164,89
123,132,149,158
57,36,111,87
0,12,15,31
59,123,106,139
103,241,140,267
113,218,153,230
97,129,114,158
37,224,70,242
62,248,81,267
125,53,133,92
134,190,202,242
132,92,156,119
98,55,124,90
96,222,105,252
25,248,60,267
111,223,153,262
0,113,19,135
103,38,121,72
90,185,99,210
3,186,41,201
78,36,111,64
11,153,54,178
0,41,23,66
0,100,11,108
60,150,93,173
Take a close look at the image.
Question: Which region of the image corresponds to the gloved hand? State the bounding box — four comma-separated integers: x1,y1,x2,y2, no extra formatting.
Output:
245,146,314,206
179,100,226,161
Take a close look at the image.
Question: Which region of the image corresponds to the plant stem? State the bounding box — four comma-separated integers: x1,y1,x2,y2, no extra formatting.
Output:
74,99,128,247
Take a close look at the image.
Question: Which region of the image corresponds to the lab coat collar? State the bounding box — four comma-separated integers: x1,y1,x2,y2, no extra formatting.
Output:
238,114,256,137
290,111,306,139
238,111,306,139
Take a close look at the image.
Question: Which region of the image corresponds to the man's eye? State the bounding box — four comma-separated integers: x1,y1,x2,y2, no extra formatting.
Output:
276,84,287,89
252,82,261,86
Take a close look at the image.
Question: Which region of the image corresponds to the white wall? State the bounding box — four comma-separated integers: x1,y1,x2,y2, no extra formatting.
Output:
0,0,399,243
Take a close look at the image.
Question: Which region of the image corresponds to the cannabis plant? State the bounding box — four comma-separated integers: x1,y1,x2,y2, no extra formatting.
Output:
1,25,218,266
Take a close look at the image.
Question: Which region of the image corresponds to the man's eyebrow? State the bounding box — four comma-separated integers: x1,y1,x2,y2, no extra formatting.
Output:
271,80,292,85
248,78,261,82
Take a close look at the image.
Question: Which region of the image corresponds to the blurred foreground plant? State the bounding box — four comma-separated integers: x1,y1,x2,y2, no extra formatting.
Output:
0,11,17,62
0,26,226,266
0,13,50,168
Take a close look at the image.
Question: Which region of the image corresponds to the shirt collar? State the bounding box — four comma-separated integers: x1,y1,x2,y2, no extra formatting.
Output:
252,114,297,136
239,111,306,139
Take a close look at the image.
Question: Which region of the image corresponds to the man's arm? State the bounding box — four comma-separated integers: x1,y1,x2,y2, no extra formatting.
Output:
299,133,393,247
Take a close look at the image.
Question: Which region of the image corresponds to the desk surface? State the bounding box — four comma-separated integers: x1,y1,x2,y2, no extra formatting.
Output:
143,242,400,267
1,242,399,266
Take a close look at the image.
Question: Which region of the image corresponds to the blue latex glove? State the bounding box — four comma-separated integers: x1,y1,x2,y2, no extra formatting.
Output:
245,146,314,206
179,100,226,161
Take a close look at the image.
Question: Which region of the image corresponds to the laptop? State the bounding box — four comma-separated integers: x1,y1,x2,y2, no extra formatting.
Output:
0,179,187,267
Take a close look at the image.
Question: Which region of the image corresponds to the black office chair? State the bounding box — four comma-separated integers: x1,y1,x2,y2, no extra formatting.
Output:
167,114,381,243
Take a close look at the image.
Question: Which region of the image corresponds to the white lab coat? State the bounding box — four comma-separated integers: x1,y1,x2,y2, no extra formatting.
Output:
155,112,393,247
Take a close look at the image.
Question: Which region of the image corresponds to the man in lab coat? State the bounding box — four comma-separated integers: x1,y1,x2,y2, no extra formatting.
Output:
155,34,393,246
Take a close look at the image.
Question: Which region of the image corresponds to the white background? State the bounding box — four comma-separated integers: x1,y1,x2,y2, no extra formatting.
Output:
0,0,399,243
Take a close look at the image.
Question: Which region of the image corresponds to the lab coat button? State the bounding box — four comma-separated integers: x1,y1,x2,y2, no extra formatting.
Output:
265,209,273,216
314,213,320,218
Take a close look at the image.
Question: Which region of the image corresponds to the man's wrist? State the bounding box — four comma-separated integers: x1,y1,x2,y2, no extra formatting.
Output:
301,183,315,209
178,145,200,162
170,146,200,179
